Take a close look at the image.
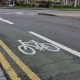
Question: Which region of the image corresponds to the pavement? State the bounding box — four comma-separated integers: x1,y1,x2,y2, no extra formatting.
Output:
39,12,80,19
0,9,80,80
0,67,7,80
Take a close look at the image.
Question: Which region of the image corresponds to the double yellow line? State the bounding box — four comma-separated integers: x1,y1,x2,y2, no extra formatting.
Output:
0,40,41,80
0,52,21,80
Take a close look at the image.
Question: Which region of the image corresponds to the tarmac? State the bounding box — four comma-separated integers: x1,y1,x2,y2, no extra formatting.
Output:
0,9,80,80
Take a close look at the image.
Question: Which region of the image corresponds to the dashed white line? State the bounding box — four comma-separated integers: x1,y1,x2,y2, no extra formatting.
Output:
0,17,14,24
29,31,80,57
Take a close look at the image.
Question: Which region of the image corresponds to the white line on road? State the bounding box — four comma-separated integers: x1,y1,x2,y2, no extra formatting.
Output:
0,17,14,24
29,31,80,57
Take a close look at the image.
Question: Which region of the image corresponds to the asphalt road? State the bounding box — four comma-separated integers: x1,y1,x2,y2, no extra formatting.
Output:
0,9,80,80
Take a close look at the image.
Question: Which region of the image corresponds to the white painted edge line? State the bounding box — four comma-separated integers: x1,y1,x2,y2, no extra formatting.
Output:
0,17,14,24
29,31,80,57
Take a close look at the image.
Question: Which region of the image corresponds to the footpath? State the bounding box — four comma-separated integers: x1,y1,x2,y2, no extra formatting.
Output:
39,12,80,19
0,67,7,80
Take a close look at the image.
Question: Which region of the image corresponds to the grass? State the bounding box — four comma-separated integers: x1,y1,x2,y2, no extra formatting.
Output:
49,6,80,11
14,6,80,11
0,4,80,11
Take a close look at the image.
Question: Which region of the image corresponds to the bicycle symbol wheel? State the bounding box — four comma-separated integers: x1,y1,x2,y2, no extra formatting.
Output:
18,45,36,55
43,43,60,52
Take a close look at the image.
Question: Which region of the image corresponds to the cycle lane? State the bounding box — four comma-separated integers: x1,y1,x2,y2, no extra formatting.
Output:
0,26,80,80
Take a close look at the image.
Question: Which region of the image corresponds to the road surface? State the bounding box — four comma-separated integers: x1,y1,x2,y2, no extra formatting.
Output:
0,9,80,80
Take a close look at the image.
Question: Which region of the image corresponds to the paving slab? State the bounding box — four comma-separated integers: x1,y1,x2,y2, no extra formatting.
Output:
0,67,7,80
39,12,80,19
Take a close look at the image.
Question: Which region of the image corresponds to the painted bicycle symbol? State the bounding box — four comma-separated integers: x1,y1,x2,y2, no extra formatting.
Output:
18,40,60,55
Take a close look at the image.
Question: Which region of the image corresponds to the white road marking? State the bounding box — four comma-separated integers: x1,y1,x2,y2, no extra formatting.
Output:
29,31,80,57
5,13,12,14
0,11,23,14
0,12,36,16
18,39,60,55
0,17,14,24
14,12,23,15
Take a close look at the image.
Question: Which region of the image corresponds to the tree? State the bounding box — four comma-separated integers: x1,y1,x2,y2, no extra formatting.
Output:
65,0,68,5
74,0,77,7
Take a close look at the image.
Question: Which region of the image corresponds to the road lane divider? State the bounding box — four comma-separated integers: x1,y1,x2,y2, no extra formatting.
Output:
0,17,14,24
0,40,41,80
29,31,80,57
0,52,21,80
